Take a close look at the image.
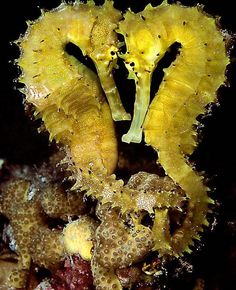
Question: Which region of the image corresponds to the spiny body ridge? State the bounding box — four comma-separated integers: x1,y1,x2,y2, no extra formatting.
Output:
10,0,231,289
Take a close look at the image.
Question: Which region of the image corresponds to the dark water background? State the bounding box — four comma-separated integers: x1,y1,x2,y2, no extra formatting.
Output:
0,1,236,289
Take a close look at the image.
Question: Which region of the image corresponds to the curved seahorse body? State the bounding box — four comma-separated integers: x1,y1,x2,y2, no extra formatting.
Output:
9,1,232,289
17,1,185,218
18,1,120,176
17,0,229,262
18,0,130,122
119,1,229,255
119,1,229,144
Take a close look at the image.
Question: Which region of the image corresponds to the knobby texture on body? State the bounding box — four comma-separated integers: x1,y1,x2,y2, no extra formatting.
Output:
119,0,230,255
18,0,130,121
17,0,121,179
1,0,232,289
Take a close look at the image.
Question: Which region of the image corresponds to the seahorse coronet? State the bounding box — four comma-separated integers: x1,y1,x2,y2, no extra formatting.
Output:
117,0,229,255
8,0,232,289
17,0,130,122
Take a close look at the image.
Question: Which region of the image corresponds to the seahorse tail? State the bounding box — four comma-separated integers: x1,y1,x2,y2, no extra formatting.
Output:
68,169,186,217
159,150,211,256
144,102,212,256
152,195,209,257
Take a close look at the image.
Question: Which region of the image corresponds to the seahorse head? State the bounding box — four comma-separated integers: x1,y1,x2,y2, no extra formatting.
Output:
118,7,167,80
117,5,170,143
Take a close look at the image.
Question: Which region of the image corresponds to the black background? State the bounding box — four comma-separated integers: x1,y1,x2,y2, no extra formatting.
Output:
0,0,236,289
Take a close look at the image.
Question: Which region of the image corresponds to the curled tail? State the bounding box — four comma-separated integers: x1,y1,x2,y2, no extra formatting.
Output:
143,2,229,255
119,1,230,255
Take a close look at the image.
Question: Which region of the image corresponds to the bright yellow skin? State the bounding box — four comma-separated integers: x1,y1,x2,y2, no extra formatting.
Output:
18,1,130,121
17,0,185,215
18,1,120,176
17,0,184,230
13,0,231,288
119,1,229,255
119,1,229,144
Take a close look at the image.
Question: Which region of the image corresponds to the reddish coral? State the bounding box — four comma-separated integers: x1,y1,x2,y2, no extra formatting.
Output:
50,255,94,290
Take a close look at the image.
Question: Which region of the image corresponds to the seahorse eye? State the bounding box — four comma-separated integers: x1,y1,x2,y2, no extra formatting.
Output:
107,45,118,60
124,57,140,74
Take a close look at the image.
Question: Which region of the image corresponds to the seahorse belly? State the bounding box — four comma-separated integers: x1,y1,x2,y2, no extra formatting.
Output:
17,2,119,175
119,1,229,255
143,2,229,191
143,3,229,255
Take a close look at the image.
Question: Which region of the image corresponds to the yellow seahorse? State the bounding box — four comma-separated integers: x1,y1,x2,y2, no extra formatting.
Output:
18,0,130,122
10,0,232,288
118,0,230,255
16,0,230,274
17,0,184,218
17,0,120,176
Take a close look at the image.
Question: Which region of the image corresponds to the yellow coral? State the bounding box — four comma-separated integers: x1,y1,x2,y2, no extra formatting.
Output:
0,179,42,287
92,208,154,290
63,216,98,260
0,167,94,288
0,253,22,289
41,183,86,221
94,209,154,269
8,0,231,289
